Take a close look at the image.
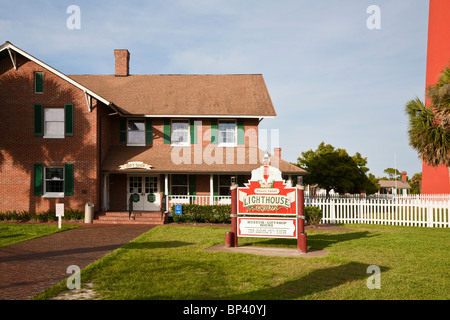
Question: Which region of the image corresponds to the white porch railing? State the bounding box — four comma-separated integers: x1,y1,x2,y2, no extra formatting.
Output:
168,195,231,207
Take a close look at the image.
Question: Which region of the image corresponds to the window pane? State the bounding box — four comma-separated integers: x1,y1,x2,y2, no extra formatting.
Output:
219,187,231,196
171,121,189,144
171,186,188,195
46,180,64,192
45,121,64,136
45,167,64,193
219,175,232,186
128,120,145,131
128,131,145,144
172,174,187,185
45,168,63,180
45,108,64,121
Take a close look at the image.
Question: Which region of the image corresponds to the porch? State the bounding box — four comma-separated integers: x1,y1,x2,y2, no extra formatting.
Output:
100,172,247,214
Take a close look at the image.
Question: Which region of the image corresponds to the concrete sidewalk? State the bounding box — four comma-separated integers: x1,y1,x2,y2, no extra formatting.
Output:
0,224,154,300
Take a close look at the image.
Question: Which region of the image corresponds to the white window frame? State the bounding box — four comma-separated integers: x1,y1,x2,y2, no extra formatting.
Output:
171,119,190,146
43,107,65,139
218,119,237,147
43,166,64,198
127,119,146,146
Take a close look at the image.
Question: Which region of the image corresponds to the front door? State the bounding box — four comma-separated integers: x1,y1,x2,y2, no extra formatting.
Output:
128,175,160,211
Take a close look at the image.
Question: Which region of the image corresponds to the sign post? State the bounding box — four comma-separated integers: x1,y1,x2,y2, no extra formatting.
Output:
297,184,307,253
56,203,64,229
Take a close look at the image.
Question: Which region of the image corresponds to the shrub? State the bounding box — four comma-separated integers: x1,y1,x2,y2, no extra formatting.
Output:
304,206,323,225
0,209,84,222
171,204,231,223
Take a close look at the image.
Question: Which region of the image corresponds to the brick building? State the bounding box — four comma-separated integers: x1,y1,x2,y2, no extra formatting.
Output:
0,42,306,223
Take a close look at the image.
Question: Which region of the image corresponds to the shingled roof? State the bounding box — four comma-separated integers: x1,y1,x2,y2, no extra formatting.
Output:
102,146,306,175
69,74,276,117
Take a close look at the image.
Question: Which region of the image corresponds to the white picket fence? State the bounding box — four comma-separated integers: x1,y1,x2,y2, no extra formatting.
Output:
305,195,449,228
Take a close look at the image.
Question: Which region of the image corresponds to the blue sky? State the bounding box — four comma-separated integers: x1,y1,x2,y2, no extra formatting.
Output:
0,0,430,178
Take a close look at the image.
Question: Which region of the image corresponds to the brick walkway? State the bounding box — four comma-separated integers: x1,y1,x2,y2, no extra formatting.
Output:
0,223,155,300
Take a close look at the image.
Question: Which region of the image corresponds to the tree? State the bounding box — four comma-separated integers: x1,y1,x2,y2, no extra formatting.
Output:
296,142,377,196
383,168,401,180
410,173,422,194
405,65,450,172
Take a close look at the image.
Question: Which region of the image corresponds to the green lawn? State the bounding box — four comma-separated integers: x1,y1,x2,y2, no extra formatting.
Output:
0,223,79,247
34,224,449,300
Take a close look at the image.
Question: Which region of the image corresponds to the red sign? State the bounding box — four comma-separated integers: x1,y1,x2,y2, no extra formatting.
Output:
238,180,297,215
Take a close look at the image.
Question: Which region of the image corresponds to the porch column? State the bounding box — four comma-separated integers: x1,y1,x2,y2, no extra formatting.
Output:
165,174,169,212
210,174,213,205
102,173,109,211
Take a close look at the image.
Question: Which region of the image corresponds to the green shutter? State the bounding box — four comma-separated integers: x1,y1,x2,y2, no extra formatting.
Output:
35,72,43,93
34,104,43,136
64,163,74,196
146,119,153,145
213,175,218,196
210,119,218,144
189,175,196,196
190,119,197,145
163,119,171,144
119,118,127,144
237,119,245,145
65,104,74,136
33,163,43,195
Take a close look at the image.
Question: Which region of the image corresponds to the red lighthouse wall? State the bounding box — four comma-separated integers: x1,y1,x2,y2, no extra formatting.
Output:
421,0,450,194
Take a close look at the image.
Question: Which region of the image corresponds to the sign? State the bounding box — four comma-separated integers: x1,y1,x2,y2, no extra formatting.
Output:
175,204,182,215
119,161,152,170
238,217,297,239
56,203,64,217
237,158,297,215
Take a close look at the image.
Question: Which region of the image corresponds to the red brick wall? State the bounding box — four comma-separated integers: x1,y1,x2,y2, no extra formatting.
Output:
0,54,100,213
108,174,127,211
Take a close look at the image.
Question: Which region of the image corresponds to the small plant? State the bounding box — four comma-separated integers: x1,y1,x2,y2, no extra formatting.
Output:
304,206,323,225
171,204,231,223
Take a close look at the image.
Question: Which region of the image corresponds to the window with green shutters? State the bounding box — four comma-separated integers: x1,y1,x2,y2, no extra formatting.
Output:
34,104,74,137
34,164,74,197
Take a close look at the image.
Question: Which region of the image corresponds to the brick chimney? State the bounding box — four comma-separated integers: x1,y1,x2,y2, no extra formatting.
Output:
274,147,281,158
401,171,407,182
114,49,130,76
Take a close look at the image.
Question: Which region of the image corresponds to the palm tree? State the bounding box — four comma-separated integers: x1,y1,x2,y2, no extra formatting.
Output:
405,66,450,176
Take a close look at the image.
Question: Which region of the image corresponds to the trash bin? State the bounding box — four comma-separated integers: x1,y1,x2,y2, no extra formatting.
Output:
85,202,94,223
